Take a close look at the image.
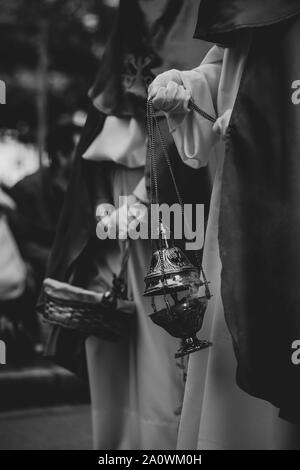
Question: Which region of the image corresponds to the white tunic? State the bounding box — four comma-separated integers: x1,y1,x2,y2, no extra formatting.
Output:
82,117,185,450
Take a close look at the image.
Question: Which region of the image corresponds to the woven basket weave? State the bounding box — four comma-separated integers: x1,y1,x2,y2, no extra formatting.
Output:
43,278,135,341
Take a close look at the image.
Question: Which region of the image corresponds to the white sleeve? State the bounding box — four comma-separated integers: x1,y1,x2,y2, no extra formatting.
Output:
166,46,224,169
132,176,149,204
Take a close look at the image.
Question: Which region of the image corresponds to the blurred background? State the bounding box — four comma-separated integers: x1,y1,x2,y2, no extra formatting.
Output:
0,0,119,184
0,0,119,449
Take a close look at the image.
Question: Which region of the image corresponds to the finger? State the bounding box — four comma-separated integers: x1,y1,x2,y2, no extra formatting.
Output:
152,87,168,111
176,86,191,111
166,81,179,100
161,82,186,112
152,83,180,112
148,83,166,100
148,74,168,98
148,70,179,99
165,86,190,113
157,85,185,113
148,81,155,99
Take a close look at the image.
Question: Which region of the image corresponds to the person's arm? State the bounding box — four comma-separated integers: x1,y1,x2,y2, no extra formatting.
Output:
85,161,114,220
149,46,224,168
132,176,149,205
0,188,16,213
96,176,148,240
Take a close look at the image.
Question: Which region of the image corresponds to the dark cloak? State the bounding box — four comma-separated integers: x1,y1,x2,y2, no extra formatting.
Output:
194,0,300,46
194,2,300,421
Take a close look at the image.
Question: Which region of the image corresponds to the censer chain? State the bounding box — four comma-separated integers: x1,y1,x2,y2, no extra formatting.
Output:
147,98,214,297
147,99,170,311
152,108,204,276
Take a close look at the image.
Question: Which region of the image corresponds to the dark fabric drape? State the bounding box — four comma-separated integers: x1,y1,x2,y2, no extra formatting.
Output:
194,0,300,46
41,105,108,378
219,15,300,421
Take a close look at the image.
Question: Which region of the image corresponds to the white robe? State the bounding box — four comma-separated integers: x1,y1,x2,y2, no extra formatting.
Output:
83,120,185,450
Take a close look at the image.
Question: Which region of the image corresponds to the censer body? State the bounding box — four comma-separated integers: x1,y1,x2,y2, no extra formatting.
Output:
144,228,211,358
144,242,200,296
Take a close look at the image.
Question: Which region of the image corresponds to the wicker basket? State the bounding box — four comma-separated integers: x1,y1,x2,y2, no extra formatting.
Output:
43,278,135,341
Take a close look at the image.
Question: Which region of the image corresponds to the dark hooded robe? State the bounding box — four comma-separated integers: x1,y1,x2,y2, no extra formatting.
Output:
42,0,212,379
193,0,300,422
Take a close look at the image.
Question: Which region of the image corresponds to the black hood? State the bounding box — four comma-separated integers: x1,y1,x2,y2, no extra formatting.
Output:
194,0,300,46
90,0,210,117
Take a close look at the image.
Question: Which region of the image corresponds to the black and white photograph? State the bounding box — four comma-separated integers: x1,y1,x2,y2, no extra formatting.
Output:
1,0,300,456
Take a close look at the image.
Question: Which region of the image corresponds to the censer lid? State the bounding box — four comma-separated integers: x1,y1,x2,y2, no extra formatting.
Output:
144,245,203,297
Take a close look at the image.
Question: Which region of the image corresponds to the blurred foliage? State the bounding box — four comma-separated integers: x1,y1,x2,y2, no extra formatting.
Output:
0,0,117,141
